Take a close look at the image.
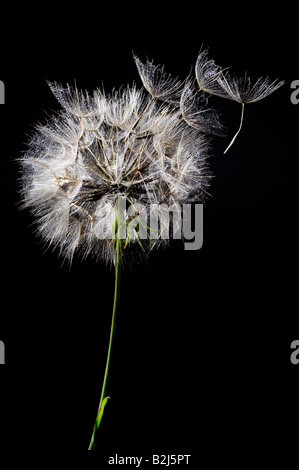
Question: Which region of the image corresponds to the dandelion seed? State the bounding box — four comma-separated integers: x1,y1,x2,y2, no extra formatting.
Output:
195,47,229,98
218,73,285,153
133,54,185,104
217,73,285,104
195,48,284,153
180,78,224,136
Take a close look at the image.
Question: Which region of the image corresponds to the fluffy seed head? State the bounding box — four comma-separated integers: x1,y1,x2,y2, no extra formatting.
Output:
20,80,210,265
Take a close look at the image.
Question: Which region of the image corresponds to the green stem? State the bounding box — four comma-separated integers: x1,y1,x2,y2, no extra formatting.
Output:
88,236,122,450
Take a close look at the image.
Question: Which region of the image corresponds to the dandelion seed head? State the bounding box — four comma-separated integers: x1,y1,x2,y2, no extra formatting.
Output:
20,80,210,265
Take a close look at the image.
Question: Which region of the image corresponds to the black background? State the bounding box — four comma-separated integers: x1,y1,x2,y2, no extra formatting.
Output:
0,5,298,466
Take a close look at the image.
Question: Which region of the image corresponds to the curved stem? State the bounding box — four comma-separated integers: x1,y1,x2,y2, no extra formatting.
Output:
88,236,122,450
223,102,245,154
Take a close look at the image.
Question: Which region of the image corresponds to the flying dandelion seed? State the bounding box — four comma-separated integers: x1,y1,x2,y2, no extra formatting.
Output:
217,72,285,153
195,48,285,153
19,50,283,450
